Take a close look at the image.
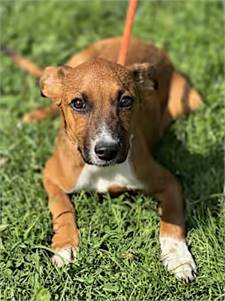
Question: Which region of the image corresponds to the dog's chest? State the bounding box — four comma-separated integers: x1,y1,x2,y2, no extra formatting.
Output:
73,159,144,193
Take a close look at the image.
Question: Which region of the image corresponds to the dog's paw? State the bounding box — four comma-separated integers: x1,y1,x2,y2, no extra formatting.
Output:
51,246,77,267
160,237,197,282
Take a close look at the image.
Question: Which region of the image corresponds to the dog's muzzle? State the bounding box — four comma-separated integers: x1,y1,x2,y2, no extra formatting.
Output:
81,139,129,167
81,124,130,166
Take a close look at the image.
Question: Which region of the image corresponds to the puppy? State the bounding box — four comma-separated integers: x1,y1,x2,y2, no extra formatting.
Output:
6,37,203,281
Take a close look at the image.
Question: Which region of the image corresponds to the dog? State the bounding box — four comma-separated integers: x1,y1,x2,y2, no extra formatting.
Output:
5,37,202,281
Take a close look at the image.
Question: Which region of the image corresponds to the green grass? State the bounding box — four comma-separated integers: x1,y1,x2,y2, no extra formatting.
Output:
0,0,224,300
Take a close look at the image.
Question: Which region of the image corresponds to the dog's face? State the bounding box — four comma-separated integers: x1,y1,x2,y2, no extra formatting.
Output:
40,59,156,166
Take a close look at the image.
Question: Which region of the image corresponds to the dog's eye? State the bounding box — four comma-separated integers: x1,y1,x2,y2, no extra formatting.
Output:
118,95,134,109
70,98,87,112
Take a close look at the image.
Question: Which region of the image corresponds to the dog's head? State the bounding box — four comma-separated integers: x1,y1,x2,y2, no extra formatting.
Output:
40,58,157,166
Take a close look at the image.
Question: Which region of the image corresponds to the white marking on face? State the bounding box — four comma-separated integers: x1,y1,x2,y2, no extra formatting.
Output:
51,246,77,267
160,237,197,281
88,123,118,164
73,151,145,193
96,123,116,144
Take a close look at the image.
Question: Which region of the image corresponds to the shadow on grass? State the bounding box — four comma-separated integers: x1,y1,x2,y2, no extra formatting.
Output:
155,130,223,231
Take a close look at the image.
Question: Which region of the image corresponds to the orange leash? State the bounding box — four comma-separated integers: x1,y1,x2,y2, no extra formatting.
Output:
117,0,138,66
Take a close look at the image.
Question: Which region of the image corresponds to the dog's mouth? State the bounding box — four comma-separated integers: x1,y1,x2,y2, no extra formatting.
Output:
84,155,127,167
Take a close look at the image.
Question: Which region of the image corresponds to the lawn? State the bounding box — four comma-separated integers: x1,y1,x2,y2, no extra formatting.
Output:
0,0,224,300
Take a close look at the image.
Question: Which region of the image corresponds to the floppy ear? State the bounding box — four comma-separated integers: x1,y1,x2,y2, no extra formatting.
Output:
39,65,72,104
127,63,158,91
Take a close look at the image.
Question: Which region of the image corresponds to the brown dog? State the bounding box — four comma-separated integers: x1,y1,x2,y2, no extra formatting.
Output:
6,37,202,281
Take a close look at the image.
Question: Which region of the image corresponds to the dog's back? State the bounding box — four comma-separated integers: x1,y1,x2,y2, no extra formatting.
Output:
67,37,169,67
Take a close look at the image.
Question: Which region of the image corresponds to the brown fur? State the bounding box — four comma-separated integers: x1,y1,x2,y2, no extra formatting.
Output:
5,37,203,277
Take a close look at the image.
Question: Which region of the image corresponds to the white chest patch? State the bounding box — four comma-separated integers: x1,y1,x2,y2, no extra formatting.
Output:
73,158,145,193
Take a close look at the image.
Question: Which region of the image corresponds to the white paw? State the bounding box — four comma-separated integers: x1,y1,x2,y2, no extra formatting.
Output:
160,237,197,282
51,246,77,267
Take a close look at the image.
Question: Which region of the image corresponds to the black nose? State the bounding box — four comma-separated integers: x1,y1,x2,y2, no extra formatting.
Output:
94,141,119,161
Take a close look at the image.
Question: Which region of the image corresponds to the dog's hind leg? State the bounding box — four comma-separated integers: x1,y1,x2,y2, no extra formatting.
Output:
22,103,59,123
160,72,203,133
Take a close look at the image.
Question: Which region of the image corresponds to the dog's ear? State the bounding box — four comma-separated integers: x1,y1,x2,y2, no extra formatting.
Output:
40,66,72,104
128,63,158,91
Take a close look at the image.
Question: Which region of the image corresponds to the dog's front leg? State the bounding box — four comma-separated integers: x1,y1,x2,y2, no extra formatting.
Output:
43,176,79,267
135,155,196,281
151,159,196,281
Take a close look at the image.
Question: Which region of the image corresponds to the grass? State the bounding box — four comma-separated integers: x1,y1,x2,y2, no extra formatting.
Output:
0,0,224,300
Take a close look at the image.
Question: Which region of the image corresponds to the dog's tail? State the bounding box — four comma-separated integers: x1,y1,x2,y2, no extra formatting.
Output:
1,48,43,78
161,72,203,132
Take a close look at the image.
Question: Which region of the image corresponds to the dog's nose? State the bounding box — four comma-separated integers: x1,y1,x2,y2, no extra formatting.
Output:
94,141,119,161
